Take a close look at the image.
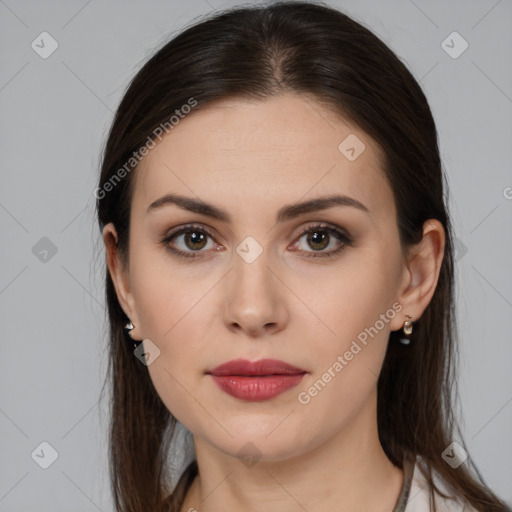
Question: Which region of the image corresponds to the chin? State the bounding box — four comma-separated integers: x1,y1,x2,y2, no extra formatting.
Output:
212,429,308,463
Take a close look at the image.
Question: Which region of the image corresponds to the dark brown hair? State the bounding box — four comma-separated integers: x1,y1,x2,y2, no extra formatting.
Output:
95,2,510,511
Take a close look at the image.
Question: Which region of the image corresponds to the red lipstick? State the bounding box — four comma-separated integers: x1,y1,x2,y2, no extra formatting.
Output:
207,358,307,401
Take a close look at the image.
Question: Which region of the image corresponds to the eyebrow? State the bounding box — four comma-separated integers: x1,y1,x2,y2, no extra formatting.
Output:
146,192,369,223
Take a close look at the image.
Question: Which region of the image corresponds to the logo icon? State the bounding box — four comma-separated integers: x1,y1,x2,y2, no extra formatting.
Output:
338,134,365,161
236,442,263,468
442,441,468,469
441,32,468,59
134,339,161,365
236,236,263,264
31,441,59,469
31,32,59,59
32,237,58,263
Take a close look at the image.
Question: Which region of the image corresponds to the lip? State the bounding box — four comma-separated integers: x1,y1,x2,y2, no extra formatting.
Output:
208,358,306,377
206,358,307,402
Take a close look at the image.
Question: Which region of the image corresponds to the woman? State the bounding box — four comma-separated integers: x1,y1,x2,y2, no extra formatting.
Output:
95,2,511,511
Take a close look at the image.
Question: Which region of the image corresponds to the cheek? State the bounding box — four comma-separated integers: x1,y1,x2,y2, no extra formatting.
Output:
307,251,397,340
135,292,210,431
298,251,397,395
132,273,210,366
145,356,207,434
128,239,206,338
294,280,394,437
128,244,212,389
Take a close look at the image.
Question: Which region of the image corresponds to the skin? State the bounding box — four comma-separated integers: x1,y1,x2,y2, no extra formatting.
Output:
103,93,445,512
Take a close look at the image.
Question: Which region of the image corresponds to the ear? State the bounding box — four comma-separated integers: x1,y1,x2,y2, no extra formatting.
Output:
390,219,446,331
103,222,141,337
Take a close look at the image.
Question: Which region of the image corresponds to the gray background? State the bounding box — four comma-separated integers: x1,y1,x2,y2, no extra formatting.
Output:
1,0,511,509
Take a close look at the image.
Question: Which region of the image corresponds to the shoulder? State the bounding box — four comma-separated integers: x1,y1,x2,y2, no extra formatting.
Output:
404,455,479,512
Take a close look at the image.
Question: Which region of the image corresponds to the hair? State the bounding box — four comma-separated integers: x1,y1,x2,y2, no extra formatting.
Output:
95,1,510,511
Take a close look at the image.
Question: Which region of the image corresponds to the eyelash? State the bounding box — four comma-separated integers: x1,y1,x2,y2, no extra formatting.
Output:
161,222,353,260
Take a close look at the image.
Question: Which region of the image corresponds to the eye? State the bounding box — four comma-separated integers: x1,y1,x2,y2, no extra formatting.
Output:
292,223,353,258
161,224,219,259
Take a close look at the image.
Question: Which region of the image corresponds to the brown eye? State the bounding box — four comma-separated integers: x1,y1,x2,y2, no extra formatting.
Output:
161,224,217,259
293,223,353,258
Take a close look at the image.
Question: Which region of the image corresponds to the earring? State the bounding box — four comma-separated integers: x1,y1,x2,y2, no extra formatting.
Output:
399,315,413,345
123,320,142,348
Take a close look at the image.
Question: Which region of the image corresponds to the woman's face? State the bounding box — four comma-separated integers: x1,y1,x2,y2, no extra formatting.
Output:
107,93,412,461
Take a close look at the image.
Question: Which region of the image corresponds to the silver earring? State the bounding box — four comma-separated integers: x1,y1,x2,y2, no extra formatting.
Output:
399,315,413,345
123,320,141,348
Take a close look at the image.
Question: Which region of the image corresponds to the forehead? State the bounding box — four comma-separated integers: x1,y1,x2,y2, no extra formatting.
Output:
133,93,393,220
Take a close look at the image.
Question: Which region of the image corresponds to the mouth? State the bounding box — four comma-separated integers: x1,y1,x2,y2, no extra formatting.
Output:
206,358,307,401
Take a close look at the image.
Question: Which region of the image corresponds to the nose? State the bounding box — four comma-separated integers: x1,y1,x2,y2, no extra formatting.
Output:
222,246,289,338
